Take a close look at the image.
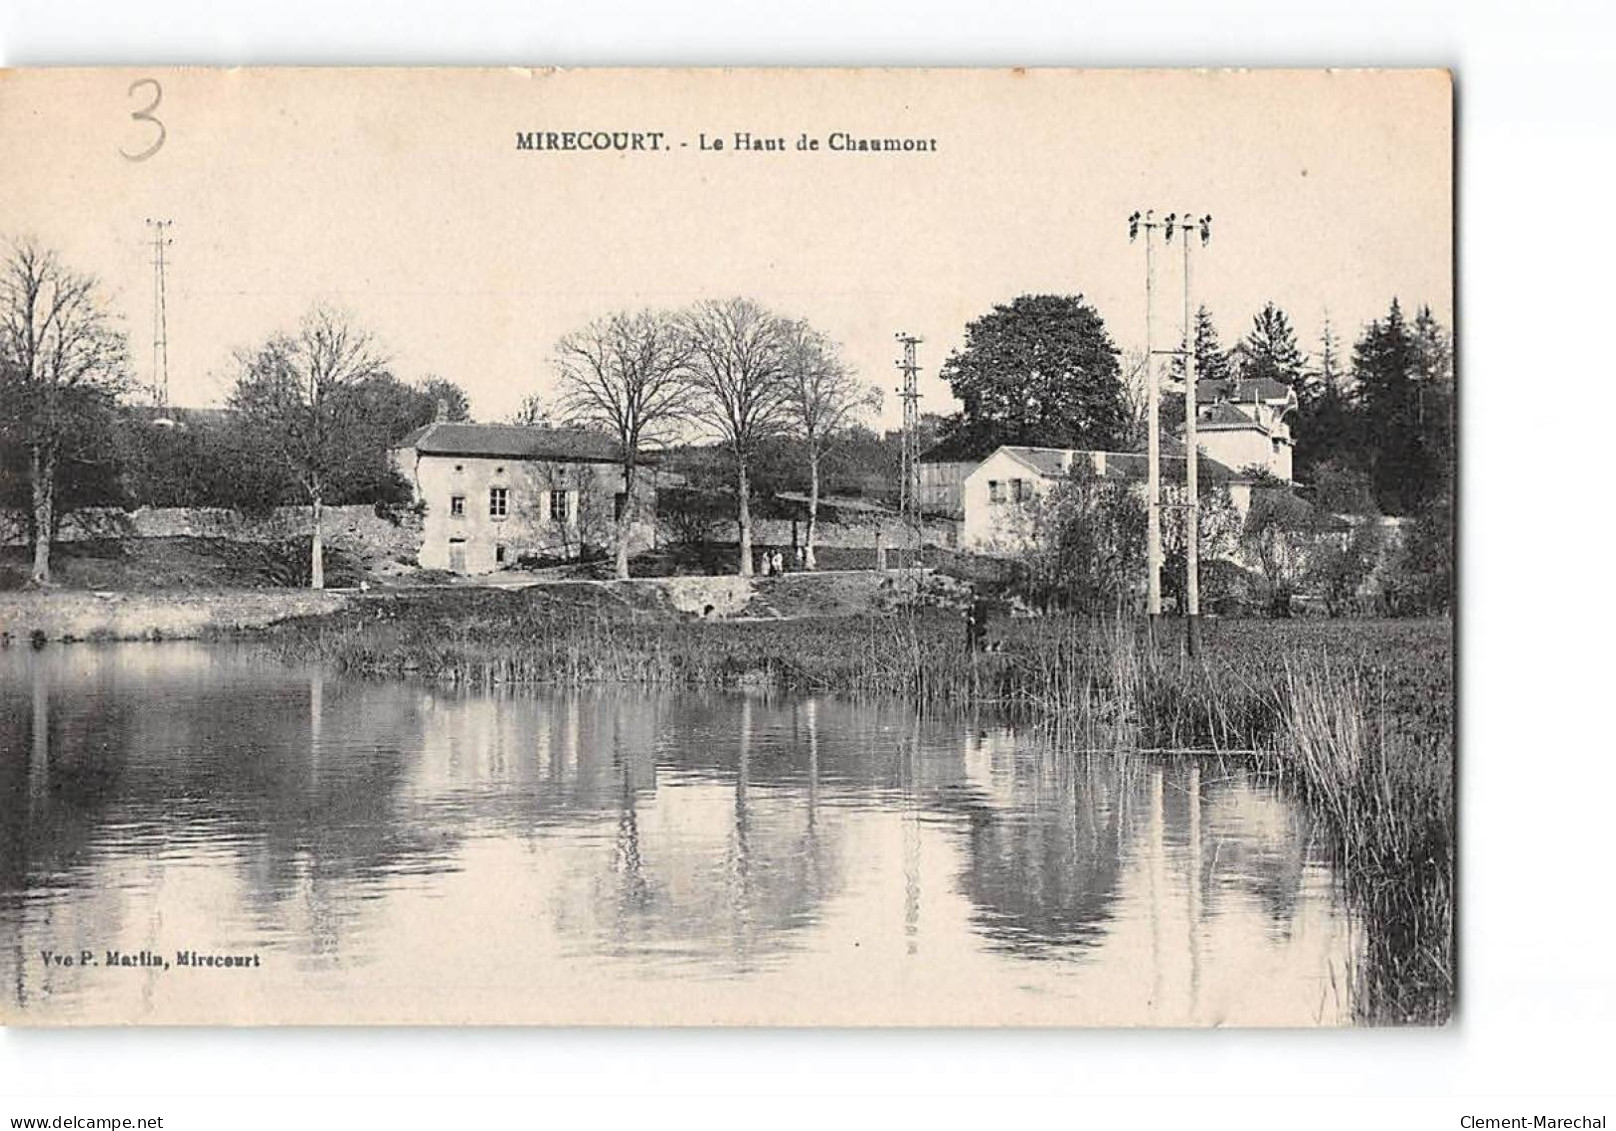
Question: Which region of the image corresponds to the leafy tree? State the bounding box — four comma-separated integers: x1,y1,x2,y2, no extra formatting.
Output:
781,320,880,569
1310,521,1386,617
553,308,695,579
819,424,901,505
1160,467,1242,614
228,305,391,589
1382,493,1452,616
1239,489,1316,617
418,375,471,424
937,294,1127,455
1308,459,1379,517
1232,302,1308,388
115,412,294,512
682,297,794,576
1008,461,1145,612
0,239,129,584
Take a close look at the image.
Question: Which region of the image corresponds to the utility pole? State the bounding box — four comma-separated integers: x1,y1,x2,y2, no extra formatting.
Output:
1128,211,1164,622
145,218,173,412
896,332,924,571
1165,211,1212,656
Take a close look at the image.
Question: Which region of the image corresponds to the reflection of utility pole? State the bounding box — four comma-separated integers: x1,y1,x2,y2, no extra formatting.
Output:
903,715,922,955
1128,211,1164,621
1188,760,1203,1016
145,218,173,411
895,333,924,572
1165,212,1212,656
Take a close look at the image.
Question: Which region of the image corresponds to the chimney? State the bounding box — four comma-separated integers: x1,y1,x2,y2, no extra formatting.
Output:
434,397,450,423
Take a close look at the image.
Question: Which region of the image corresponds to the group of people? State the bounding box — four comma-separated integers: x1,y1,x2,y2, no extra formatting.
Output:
757,546,807,576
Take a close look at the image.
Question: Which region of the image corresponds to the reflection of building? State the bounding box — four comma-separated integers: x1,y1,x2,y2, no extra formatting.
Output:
391,422,655,575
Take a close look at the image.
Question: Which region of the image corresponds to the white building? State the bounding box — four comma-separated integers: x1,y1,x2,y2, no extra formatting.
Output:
390,422,654,575
955,444,1250,553
1190,377,1297,482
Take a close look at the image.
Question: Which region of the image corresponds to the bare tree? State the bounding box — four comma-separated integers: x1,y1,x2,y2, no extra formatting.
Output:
0,239,128,585
229,305,389,589
510,391,554,427
781,320,879,569
682,298,793,577
554,309,693,579
1116,347,1151,452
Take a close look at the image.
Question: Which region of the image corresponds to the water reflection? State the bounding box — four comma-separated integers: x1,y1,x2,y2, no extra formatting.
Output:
0,643,1354,1025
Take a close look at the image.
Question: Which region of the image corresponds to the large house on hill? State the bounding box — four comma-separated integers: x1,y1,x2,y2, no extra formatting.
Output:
391,422,653,575
1192,377,1297,482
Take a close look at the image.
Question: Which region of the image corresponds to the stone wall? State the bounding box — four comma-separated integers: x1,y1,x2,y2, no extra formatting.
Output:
746,513,958,551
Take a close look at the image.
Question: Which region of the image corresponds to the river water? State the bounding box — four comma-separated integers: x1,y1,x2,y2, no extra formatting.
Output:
0,643,1356,1025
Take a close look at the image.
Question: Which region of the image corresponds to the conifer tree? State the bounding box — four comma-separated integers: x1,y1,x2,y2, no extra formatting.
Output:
1232,302,1308,388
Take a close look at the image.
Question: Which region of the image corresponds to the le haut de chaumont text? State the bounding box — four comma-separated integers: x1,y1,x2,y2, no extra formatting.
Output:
515,130,938,154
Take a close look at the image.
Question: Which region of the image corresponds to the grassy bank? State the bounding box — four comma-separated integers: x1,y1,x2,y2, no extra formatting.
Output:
269,588,1453,1024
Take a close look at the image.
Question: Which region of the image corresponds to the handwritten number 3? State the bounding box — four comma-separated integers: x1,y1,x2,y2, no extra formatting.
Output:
120,78,165,162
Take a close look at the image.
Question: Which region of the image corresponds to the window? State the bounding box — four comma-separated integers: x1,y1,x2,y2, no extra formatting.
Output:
449,494,465,517
550,489,568,523
495,543,507,565
988,479,1004,503
1011,478,1027,503
614,492,628,520
489,487,508,519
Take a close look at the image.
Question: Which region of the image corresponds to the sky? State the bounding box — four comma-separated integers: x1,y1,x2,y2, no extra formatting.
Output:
0,67,1452,429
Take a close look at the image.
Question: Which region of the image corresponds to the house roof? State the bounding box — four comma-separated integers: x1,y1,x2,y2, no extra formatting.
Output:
981,444,1243,485
394,422,623,462
1197,377,1294,405
919,437,992,464
1195,402,1270,433
997,446,1072,477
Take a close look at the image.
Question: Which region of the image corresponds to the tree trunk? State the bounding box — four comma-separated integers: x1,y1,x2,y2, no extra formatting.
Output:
310,493,325,590
736,457,753,577
29,446,54,587
806,448,821,571
615,459,637,581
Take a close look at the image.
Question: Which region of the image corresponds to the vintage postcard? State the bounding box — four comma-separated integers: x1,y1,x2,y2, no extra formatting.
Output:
0,68,1453,1026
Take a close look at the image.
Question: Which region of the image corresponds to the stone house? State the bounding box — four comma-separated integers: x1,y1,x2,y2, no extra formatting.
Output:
390,422,654,575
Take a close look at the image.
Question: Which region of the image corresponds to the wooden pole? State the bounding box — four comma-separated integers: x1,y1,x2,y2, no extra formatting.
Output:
1144,214,1162,622
1182,217,1202,657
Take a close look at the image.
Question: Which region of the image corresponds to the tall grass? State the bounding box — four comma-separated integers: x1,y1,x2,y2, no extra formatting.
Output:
269,590,1453,1023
